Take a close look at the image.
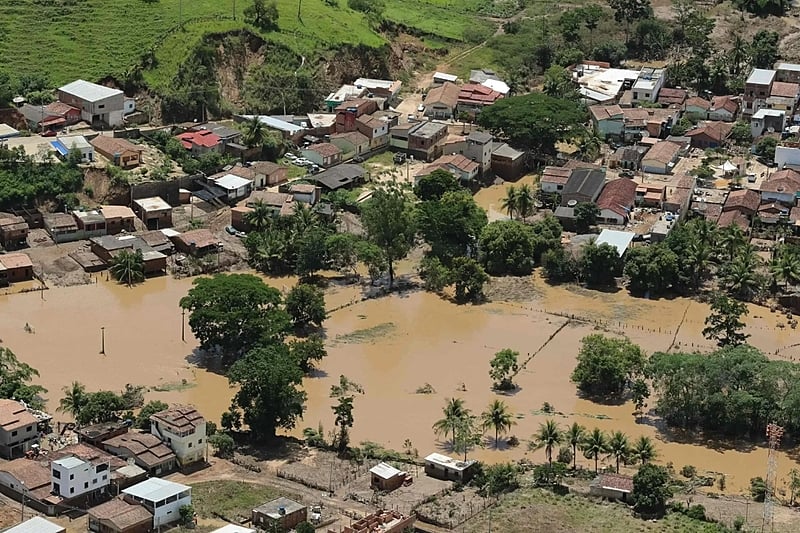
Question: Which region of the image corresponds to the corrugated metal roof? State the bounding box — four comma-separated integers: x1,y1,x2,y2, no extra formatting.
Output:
59,80,123,102
122,477,190,502
595,229,635,257
5,516,64,533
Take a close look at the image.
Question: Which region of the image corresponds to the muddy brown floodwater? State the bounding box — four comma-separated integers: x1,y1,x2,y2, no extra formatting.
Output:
1,271,799,496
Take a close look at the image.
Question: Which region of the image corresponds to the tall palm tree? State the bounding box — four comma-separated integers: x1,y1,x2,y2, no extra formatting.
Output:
728,32,749,77
480,400,516,447
723,253,760,299
249,230,288,273
606,431,630,474
501,185,518,220
579,132,602,162
630,435,657,465
565,422,586,470
432,398,468,445
717,224,747,262
292,203,319,234
109,249,145,287
686,237,712,289
245,200,273,232
516,184,535,221
242,115,267,148
581,428,609,473
58,381,87,421
530,419,562,469
771,251,800,290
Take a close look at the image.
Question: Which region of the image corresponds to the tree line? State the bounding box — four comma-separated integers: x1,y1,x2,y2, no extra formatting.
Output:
0,145,84,210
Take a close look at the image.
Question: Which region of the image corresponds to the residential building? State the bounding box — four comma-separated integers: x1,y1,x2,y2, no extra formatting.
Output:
314,164,365,191
751,108,785,138
231,190,295,229
589,105,625,137
596,178,637,224
723,188,761,217
330,131,370,159
424,453,476,482
416,154,479,183
631,68,666,104
150,405,206,467
490,143,525,181
561,168,606,206
775,144,800,168
89,496,153,533
43,213,79,243
102,432,177,476
77,422,130,447
456,84,504,115
464,131,493,176
424,82,460,120
641,140,680,174
686,121,733,149
99,205,136,234
339,510,416,533
212,173,254,203
176,130,221,155
370,462,406,492
540,166,572,194
768,81,800,113
51,454,111,499
663,185,693,218
590,473,634,502
608,146,646,170
325,85,367,111
335,99,378,133
636,184,666,207
657,87,687,107
0,215,29,249
684,96,711,120
717,209,751,230
571,64,639,105
73,209,107,238
757,202,792,224
90,136,143,169
353,78,402,102
760,169,800,204
57,80,125,127
595,229,636,256
251,161,289,188
469,68,501,84
237,115,305,139
7,517,65,533
89,235,167,274
173,229,221,256
133,197,172,230
122,478,192,529
408,121,448,162
744,68,776,116
388,123,413,151
306,113,337,136
252,497,307,532
432,72,458,85
51,135,94,162
0,252,34,286
301,143,342,167
709,95,740,122
356,114,390,150
19,102,81,132
204,124,242,147
776,62,800,83
287,183,320,205
0,400,38,459
138,230,174,256
622,107,679,139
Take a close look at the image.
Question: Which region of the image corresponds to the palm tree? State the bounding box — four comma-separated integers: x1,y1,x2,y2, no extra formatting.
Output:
433,398,468,445
565,422,586,470
249,230,288,273
242,115,267,148
292,203,319,234
579,132,602,163
723,253,760,299
771,251,800,290
717,224,746,262
630,435,657,465
109,249,145,287
530,419,562,469
245,200,272,232
581,428,609,473
728,33,749,77
480,400,516,447
516,184,535,221
58,381,87,421
606,431,630,474
501,185,518,220
686,237,712,289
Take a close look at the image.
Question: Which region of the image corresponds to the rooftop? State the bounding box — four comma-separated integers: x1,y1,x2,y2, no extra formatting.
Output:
100,205,136,220
410,121,447,140
724,188,761,212
574,67,639,103
771,81,800,99
685,96,711,110
0,399,38,431
643,140,680,164
73,209,106,225
747,68,777,86
424,452,475,471
176,130,220,149
253,497,306,519
123,477,190,502
717,209,750,230
59,79,123,102
541,166,572,185
467,131,493,143
44,212,78,230
90,135,143,155
214,173,253,191
776,62,800,72
596,178,637,217
563,168,606,198
686,121,734,143
753,108,785,119
211,526,257,533
433,72,458,82
90,234,145,252
594,229,635,257
304,142,342,157
589,105,624,122
353,78,401,93
424,81,460,109
240,115,305,135
5,516,64,533
103,432,176,468
53,456,86,469
315,164,365,190
326,84,366,104
134,196,171,212
89,497,153,531
370,462,404,479
151,405,204,432
0,252,33,270
593,473,634,493
457,83,504,105
632,67,665,91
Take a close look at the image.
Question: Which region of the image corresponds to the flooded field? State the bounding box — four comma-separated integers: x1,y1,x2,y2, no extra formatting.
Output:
1,270,799,496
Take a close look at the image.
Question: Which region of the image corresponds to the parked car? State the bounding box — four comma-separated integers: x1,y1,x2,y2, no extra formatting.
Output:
353,155,364,163
393,153,407,164
417,104,425,112
619,170,634,178
225,225,237,235
41,129,57,137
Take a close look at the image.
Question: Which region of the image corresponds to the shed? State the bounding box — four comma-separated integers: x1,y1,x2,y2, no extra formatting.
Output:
424,453,476,482
314,164,365,191
594,229,635,257
370,462,407,492
590,473,634,502
252,497,307,532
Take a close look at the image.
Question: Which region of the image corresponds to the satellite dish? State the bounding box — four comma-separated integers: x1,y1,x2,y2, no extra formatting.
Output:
567,200,578,207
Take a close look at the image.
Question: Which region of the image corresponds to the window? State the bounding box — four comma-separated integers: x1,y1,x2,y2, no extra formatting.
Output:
198,439,203,444
11,430,17,437
98,104,105,109
84,482,89,489
53,469,61,479
53,483,60,493
102,475,107,481
70,487,75,494
26,426,32,432
188,442,192,448
93,479,97,485
70,474,74,480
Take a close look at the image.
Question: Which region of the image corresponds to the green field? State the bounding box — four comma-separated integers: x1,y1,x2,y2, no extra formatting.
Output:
190,480,292,521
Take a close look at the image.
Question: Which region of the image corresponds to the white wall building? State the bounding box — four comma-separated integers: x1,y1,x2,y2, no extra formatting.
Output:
51,455,110,499
150,405,206,467
57,80,125,127
213,174,254,203
775,145,800,169
122,477,192,529
631,68,665,104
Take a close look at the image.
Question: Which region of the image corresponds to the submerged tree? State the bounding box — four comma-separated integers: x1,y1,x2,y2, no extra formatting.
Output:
433,398,468,445
702,293,750,347
480,400,516,447
110,249,145,286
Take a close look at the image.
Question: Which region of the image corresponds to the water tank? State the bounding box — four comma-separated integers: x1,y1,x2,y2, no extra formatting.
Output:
567,200,578,207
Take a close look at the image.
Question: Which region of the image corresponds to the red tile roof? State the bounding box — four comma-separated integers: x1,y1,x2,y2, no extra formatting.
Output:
596,178,637,217
457,83,503,106
176,130,220,149
710,95,738,115
761,169,800,193
424,82,461,109
90,497,153,530
541,166,572,185
771,81,800,99
685,96,711,111
687,121,734,144
589,105,623,122
436,154,479,173
90,135,143,156
658,88,687,105
45,101,79,116
306,142,342,157
642,140,680,164
594,473,634,493
724,188,760,213
717,209,750,230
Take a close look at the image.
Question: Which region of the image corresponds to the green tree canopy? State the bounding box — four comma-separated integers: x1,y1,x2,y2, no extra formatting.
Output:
633,464,672,517
574,202,599,234
489,348,519,390
285,283,326,330
110,249,145,287
623,243,680,295
478,220,536,276
413,169,461,201
417,190,487,262
243,0,279,30
751,30,780,69
702,293,750,347
451,257,489,303
580,242,622,287
361,184,416,289
288,336,327,373
134,400,169,430
0,346,46,410
571,334,646,398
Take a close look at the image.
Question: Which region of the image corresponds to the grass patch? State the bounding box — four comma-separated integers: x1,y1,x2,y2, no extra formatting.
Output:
190,480,295,522
448,45,502,80
150,380,196,393
335,322,396,344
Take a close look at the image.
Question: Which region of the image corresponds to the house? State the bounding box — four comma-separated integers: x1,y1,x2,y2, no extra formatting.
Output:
19,102,81,131
424,82,461,120
122,478,192,529
356,114,390,150
686,121,734,149
408,121,448,162
43,213,80,243
424,453,476,482
212,173,254,203
150,405,206,467
540,166,572,194
88,496,153,533
251,161,289,188
51,454,111,499
658,87,687,107
90,136,143,169
590,473,634,502
561,168,606,206
709,95,739,121
641,140,680,174
0,400,39,459
491,143,525,181
776,62,800,83
176,130,221,155
717,209,751,230
73,209,107,238
99,205,136,234
102,432,177,476
370,462,406,492
330,131,370,159
325,85,367,111
572,64,639,105
416,154,480,183
596,178,637,224
341,510,416,533
51,135,94,162
389,123,413,151
751,108,785,138
469,68,502,84
301,143,342,167
231,191,296,229
664,186,693,218
464,131,493,176
595,229,636,257
138,230,174,256
776,144,800,169
287,183,321,205
744,68,777,116
204,124,242,147
0,252,34,286
6,517,65,533
77,422,130,448
609,146,646,170
353,78,402,102
589,105,625,137
306,113,337,136
252,497,307,532
456,83,504,115
760,169,800,204
237,115,305,139
636,184,666,207
89,235,167,274
335,99,378,133
632,67,666,104
758,202,792,224
314,164,365,191
768,81,800,113
133,197,172,230
57,80,125,127
723,189,761,217
432,72,458,85
684,96,711,120
0,215,29,249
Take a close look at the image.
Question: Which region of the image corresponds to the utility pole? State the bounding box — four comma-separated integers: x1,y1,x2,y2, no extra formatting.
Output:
181,309,186,342
19,481,25,522
100,326,105,355
233,0,236,20
762,423,784,533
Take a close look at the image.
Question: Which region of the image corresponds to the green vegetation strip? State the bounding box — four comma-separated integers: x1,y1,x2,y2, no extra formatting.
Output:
334,322,396,344
190,480,294,521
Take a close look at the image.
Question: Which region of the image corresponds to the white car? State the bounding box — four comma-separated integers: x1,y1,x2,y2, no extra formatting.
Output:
284,153,297,161
417,103,425,112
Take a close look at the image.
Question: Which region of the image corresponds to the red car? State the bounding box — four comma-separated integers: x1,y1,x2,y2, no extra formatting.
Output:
41,130,57,137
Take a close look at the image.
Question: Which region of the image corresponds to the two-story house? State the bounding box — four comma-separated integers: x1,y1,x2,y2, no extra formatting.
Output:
150,406,206,467
408,121,448,162
356,114,390,150
464,131,493,176
57,80,125,127
51,455,110,500
122,478,192,529
0,399,39,459
743,68,776,116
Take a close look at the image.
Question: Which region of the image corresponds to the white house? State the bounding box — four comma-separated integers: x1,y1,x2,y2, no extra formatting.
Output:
775,145,800,169
51,135,94,163
631,68,665,104
150,405,206,467
6,517,65,533
122,477,192,529
751,108,785,138
57,80,125,127
51,455,110,499
213,174,254,203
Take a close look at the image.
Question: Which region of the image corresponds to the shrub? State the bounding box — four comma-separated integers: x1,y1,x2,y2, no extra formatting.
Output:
680,464,697,478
